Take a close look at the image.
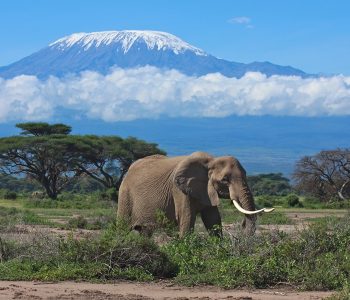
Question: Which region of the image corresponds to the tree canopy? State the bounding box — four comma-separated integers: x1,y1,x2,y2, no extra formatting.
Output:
0,123,165,199
293,149,350,201
71,135,165,189
0,135,77,199
16,122,72,136
247,173,292,196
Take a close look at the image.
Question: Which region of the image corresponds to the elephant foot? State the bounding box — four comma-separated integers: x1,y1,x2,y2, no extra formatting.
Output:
132,224,154,237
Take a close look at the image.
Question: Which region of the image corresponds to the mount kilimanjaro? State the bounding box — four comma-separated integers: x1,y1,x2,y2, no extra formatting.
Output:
0,30,308,79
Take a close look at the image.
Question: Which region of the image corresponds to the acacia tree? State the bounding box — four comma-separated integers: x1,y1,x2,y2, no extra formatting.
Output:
0,123,166,199
0,124,77,199
0,136,75,199
16,122,72,136
293,149,350,201
72,136,165,190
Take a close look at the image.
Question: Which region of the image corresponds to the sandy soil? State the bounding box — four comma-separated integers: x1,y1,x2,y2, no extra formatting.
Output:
0,281,336,300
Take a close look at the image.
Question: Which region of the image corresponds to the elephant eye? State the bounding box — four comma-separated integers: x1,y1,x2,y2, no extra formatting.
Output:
221,175,230,183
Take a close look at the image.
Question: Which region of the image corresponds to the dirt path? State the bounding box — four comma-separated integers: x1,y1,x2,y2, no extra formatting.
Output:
0,281,335,300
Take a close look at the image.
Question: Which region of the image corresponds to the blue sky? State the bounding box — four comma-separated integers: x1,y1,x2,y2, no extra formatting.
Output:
1,0,350,75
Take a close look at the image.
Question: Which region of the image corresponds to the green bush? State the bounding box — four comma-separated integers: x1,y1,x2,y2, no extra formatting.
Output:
247,173,292,196
300,196,348,209
3,190,17,200
163,214,350,289
0,222,177,281
23,194,114,210
259,212,293,225
1,211,350,291
256,195,274,208
98,188,118,202
67,215,88,229
106,188,118,202
285,194,302,207
0,206,52,230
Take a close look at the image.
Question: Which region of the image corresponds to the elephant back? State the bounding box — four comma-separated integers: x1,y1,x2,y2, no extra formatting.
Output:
127,155,184,178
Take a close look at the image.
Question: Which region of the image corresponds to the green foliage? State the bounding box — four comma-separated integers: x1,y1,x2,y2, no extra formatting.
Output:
293,149,350,201
220,201,293,225
255,193,306,209
1,208,350,290
247,173,292,196
285,194,302,207
0,206,52,230
99,188,118,202
65,176,105,193
23,193,113,209
163,214,350,289
0,134,79,199
16,122,72,136
258,211,294,225
0,123,165,199
326,284,350,300
67,215,88,229
300,196,349,209
256,195,274,208
71,135,165,190
0,174,39,192
3,190,17,200
155,210,178,236
0,222,177,281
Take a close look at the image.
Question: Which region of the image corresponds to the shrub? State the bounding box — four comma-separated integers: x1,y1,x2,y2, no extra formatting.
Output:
99,188,118,202
1,210,350,291
163,214,350,289
0,222,177,281
3,190,17,200
67,215,88,229
23,194,114,209
256,195,273,208
259,212,293,225
247,173,292,196
0,206,51,231
106,188,118,202
285,194,301,207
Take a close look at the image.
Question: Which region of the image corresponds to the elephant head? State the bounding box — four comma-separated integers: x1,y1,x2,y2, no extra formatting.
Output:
174,152,274,235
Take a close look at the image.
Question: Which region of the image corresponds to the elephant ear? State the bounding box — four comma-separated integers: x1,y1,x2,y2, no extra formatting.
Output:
174,153,219,206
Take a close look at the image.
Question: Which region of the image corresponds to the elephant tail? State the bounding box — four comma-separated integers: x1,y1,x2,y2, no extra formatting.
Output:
117,183,133,224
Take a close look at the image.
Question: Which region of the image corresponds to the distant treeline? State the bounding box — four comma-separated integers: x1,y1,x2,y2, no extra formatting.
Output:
0,171,292,198
0,122,349,202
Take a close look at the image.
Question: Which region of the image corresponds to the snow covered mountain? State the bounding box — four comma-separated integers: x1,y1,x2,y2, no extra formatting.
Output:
0,30,308,79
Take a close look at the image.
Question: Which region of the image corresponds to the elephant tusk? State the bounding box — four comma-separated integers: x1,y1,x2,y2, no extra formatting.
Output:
263,207,275,213
232,199,275,215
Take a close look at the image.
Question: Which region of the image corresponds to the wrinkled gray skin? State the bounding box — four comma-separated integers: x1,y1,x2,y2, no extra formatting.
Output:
117,152,257,237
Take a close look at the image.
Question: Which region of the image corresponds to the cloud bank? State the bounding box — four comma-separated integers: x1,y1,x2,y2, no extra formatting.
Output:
1,66,350,122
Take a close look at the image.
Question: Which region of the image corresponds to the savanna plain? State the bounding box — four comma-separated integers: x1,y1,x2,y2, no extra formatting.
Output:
0,188,349,299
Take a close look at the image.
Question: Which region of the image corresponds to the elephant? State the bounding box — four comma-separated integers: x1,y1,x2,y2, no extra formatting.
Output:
117,152,274,237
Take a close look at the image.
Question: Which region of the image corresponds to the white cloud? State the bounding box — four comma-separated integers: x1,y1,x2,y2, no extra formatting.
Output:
228,16,251,24
1,67,350,122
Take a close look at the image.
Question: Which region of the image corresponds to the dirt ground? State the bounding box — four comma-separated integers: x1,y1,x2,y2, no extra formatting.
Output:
0,281,336,300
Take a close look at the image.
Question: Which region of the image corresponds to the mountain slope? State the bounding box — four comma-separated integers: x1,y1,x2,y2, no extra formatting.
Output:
0,30,308,79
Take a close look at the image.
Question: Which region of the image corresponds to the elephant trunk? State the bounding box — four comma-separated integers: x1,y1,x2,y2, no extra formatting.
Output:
229,182,274,235
233,183,256,235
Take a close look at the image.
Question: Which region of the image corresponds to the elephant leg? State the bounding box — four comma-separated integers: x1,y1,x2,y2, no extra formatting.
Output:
200,206,222,237
175,195,197,237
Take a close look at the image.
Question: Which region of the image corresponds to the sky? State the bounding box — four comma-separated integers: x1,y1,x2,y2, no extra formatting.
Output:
1,0,350,123
1,0,350,75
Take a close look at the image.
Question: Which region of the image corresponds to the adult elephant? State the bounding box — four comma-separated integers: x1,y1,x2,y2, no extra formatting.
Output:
117,152,274,236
